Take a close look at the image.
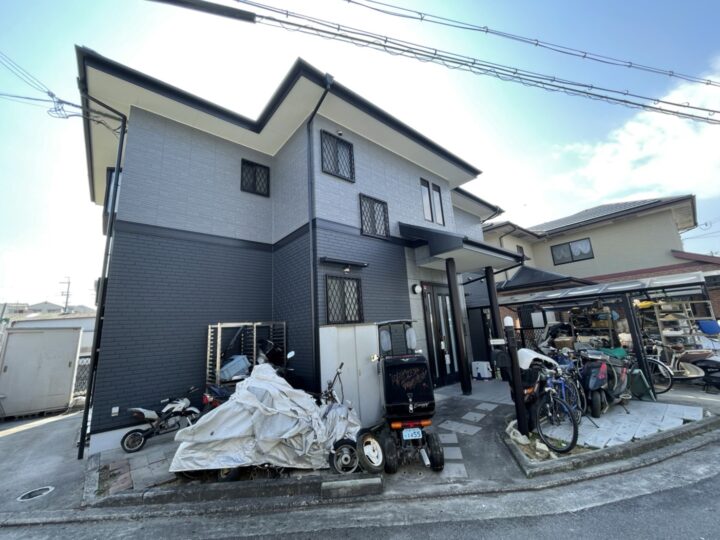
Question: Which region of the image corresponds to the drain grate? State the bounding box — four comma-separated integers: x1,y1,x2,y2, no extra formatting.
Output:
16,486,54,502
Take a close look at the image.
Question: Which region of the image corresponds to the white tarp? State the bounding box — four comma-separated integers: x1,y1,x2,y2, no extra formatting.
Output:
170,364,360,472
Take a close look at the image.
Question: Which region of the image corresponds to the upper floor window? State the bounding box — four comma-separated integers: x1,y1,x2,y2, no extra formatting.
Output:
551,238,594,265
321,131,355,182
420,179,445,226
360,194,389,239
517,245,525,257
326,276,363,324
241,159,270,197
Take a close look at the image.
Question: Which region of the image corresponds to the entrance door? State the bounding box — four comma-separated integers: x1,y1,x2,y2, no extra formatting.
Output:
421,283,460,387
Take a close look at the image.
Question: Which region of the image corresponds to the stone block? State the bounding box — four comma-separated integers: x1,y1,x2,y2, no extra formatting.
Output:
438,433,458,444
475,402,498,411
442,447,463,460
461,412,486,423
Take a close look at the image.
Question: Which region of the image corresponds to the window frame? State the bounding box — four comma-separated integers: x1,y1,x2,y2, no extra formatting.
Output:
420,179,434,222
550,237,594,265
241,159,270,197
431,184,445,226
320,130,355,182
326,275,364,324
359,194,390,239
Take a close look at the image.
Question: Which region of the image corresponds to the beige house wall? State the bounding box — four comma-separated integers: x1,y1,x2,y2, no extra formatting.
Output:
531,209,684,278
483,230,538,280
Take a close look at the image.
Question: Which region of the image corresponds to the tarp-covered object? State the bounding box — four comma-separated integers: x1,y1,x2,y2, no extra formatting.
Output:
170,364,360,472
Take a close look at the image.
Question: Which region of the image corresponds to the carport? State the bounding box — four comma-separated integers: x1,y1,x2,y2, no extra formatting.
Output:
498,271,711,396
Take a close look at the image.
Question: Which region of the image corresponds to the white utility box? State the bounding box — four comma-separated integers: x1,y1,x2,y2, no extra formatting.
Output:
472,361,492,380
319,324,383,427
0,327,82,417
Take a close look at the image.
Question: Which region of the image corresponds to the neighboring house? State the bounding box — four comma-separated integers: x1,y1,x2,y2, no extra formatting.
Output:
1,303,30,318
28,301,64,314
76,47,521,440
479,195,720,316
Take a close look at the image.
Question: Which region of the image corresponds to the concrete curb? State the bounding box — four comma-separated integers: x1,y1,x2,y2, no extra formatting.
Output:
86,472,382,508
505,412,720,477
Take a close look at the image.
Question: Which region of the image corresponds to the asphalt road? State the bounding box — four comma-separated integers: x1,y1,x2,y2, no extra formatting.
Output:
2,440,719,539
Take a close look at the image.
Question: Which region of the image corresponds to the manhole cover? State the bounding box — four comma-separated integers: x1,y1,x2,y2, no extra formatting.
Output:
16,486,54,502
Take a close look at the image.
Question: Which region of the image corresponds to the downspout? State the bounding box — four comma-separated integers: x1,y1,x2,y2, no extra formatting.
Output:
77,94,127,459
306,74,334,393
497,225,518,282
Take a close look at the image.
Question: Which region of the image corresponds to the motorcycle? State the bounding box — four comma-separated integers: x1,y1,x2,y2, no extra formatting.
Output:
580,348,631,418
120,386,201,453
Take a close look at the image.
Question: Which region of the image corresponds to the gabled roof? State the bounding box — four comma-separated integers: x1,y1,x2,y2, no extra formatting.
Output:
528,195,697,234
76,47,481,204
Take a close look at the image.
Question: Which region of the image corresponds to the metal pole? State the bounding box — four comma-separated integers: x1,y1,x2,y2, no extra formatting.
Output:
622,294,655,397
505,319,530,435
445,258,472,395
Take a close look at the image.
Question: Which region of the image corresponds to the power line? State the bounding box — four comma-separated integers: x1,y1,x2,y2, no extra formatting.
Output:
344,0,720,89
0,50,125,136
226,0,720,124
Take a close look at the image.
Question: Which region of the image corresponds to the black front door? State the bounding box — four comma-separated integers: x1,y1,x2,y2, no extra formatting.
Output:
422,282,460,387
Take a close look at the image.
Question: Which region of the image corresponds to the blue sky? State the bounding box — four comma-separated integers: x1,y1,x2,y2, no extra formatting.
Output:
1,0,719,306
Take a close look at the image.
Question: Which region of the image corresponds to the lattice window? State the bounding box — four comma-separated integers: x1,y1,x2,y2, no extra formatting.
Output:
326,276,363,324
321,131,355,181
360,194,389,238
241,159,270,197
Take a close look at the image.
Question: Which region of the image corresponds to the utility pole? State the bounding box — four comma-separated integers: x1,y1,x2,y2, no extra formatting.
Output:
60,277,71,313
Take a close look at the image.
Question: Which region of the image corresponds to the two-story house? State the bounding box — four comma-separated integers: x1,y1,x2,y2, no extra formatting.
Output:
75,47,522,451
475,196,720,317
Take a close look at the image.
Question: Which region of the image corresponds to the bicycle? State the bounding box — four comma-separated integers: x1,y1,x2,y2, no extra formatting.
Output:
523,364,579,454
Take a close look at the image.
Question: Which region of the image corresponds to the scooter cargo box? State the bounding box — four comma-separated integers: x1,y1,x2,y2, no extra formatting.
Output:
383,355,435,420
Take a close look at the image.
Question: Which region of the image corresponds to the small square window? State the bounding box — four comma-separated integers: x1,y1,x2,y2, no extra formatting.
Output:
241,159,270,197
360,194,389,238
326,276,363,324
321,131,355,182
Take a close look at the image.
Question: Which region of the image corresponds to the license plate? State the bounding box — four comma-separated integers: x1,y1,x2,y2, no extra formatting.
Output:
402,428,422,440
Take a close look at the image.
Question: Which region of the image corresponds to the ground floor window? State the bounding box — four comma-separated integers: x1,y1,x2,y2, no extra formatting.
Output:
326,276,363,323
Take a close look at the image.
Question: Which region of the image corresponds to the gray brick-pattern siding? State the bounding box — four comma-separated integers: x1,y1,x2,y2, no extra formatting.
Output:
92,223,272,433
316,226,411,325
453,208,485,243
120,107,274,243
272,228,317,392
272,125,309,242
313,116,456,237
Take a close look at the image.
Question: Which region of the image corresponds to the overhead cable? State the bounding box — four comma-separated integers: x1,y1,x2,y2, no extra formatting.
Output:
344,0,720,89
230,0,720,124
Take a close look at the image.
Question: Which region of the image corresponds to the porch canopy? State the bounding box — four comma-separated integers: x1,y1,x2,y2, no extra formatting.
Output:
399,222,523,273
399,222,524,395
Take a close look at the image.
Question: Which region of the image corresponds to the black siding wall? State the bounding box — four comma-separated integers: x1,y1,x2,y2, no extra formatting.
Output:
316,224,411,325
272,226,316,392
92,221,272,433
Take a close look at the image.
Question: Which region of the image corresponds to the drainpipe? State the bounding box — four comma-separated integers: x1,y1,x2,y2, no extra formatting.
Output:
497,225,518,282
77,95,127,459
306,74,334,393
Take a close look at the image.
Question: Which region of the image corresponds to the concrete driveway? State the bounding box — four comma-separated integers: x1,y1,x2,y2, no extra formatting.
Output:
0,411,85,514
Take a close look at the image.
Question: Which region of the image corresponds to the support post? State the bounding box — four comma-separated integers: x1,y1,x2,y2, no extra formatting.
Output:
622,294,655,397
485,265,502,373
505,318,530,436
445,258,472,395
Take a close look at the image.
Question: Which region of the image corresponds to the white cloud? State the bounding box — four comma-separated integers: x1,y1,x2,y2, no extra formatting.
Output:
467,61,720,228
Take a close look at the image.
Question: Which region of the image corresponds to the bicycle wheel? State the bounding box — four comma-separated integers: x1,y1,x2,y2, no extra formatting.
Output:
534,394,578,454
647,359,673,394
563,379,583,425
